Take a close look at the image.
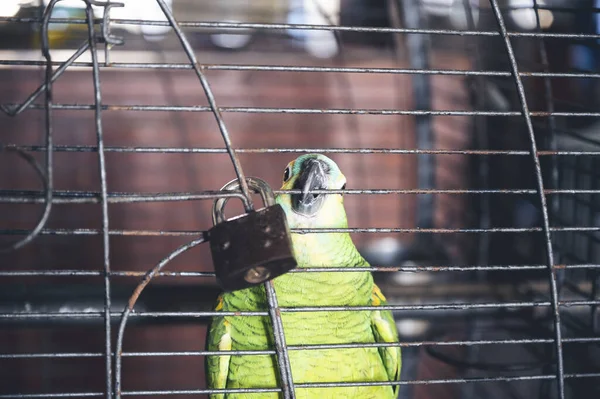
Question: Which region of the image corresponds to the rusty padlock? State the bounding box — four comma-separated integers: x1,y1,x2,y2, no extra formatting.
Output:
209,177,297,292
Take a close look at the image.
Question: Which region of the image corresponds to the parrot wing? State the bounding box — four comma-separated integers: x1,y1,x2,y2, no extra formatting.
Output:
371,284,402,396
205,294,232,399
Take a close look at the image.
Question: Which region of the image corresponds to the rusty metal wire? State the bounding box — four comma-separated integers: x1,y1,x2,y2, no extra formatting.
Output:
1,0,600,398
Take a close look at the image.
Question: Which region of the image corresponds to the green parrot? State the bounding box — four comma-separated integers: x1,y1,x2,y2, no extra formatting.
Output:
206,154,401,399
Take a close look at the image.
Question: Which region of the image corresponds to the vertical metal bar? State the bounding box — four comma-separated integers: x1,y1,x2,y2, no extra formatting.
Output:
83,2,113,397
153,0,254,212
264,281,296,399
487,2,565,399
399,0,434,230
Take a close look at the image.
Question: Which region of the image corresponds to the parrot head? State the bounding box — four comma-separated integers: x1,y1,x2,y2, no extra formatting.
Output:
276,154,348,229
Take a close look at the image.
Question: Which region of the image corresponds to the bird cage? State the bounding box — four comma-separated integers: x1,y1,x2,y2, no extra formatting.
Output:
0,0,599,399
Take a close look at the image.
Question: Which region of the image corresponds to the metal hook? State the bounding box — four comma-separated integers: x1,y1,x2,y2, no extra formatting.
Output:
86,0,125,46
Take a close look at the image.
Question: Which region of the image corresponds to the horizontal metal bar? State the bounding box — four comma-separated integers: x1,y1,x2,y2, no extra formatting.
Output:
1,264,599,278
5,103,600,117
6,144,600,156
0,281,593,327
2,300,600,320
3,335,600,360
67,373,600,397
1,226,599,237
0,189,249,204
516,5,600,13
2,374,600,398
0,352,102,359
0,145,532,155
0,270,217,277
2,17,600,39
4,187,600,205
2,59,600,79
0,394,103,398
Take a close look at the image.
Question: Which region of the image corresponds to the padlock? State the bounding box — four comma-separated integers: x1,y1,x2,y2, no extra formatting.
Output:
209,177,297,292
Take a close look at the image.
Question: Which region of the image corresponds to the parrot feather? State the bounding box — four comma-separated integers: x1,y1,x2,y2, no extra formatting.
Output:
206,295,232,399
371,285,402,396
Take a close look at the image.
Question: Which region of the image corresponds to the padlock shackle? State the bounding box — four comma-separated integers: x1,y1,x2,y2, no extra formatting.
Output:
212,177,276,226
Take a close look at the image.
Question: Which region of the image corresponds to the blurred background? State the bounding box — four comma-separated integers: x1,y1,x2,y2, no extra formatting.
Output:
0,0,599,398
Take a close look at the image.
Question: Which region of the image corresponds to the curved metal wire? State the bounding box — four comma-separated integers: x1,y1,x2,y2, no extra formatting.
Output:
114,235,208,398
0,147,50,253
531,2,563,397
0,0,58,253
487,1,565,399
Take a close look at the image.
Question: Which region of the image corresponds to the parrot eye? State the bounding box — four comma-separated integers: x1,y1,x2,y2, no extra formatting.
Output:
283,166,291,182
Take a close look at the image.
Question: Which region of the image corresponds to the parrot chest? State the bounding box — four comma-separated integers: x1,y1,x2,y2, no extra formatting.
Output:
214,233,395,398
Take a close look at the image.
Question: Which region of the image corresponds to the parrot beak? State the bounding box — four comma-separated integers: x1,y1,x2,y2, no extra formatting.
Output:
292,158,328,216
